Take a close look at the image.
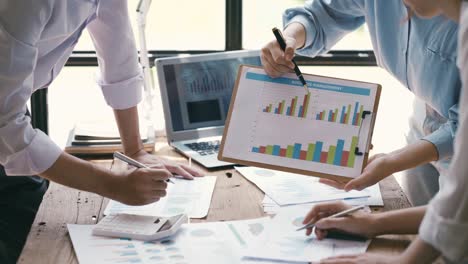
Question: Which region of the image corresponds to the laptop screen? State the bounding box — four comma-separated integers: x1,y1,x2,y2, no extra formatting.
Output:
162,55,261,132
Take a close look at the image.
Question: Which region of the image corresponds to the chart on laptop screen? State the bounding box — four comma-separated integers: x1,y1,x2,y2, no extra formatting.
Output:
219,66,381,180
162,56,261,132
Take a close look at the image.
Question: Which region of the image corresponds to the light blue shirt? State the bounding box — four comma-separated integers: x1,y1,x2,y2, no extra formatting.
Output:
284,0,460,160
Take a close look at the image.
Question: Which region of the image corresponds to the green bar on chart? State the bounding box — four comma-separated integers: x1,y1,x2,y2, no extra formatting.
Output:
327,146,336,164
306,143,315,161
345,104,352,124
357,105,364,125
286,145,294,158
347,136,359,168
265,145,273,155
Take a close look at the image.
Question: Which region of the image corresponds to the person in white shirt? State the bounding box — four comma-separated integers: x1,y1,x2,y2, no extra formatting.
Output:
299,0,468,263
0,1,201,263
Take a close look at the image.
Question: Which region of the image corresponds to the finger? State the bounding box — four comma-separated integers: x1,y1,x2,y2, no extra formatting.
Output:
319,178,347,189
151,181,168,191
261,49,292,76
148,197,160,204
270,49,295,70
166,164,194,180
315,217,349,231
152,190,167,198
303,201,349,224
269,41,285,63
284,44,295,62
180,164,204,177
344,173,373,192
146,168,171,182
315,229,328,240
261,51,282,77
148,163,164,169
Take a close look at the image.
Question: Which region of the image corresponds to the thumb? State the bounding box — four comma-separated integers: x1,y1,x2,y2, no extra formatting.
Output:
315,217,348,231
344,173,373,191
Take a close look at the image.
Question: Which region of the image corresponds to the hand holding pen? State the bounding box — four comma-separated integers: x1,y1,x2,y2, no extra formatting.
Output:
300,202,377,240
260,25,309,93
114,151,175,184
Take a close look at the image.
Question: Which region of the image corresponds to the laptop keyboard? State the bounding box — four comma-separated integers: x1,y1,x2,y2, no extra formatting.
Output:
184,140,220,156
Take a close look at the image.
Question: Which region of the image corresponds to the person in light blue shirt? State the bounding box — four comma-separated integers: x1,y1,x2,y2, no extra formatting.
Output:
261,0,460,206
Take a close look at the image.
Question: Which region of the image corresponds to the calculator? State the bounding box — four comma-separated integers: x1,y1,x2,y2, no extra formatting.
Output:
92,213,188,241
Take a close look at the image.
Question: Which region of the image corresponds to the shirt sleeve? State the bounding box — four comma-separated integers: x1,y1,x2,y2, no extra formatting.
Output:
283,0,366,57
421,104,458,161
0,1,63,176
87,0,143,110
419,3,468,262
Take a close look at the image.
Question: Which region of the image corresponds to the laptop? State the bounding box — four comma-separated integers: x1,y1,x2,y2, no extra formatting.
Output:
155,50,261,168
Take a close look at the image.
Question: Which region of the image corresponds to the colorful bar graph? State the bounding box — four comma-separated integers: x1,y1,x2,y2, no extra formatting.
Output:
251,137,359,168
315,102,364,126
262,93,311,118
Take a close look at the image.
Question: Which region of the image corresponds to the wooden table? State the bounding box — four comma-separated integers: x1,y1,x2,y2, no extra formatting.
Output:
19,138,414,264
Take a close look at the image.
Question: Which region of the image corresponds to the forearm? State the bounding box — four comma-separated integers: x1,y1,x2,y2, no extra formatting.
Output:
386,140,438,173
400,237,440,264
39,152,117,197
372,206,426,236
113,106,144,155
283,22,306,49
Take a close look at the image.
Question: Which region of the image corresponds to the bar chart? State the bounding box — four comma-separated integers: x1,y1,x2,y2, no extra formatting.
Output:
262,92,311,118
262,93,364,127
316,102,364,126
251,136,359,168
220,67,380,178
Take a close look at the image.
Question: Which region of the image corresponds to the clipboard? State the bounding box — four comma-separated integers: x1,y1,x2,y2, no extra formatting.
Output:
218,65,381,182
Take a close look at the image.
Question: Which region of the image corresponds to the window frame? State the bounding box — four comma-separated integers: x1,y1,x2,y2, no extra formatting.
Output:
32,0,377,134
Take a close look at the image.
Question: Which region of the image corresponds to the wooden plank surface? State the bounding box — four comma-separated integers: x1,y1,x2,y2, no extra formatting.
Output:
19,138,414,264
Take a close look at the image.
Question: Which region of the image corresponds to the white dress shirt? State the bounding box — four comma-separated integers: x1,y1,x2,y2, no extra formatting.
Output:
419,3,468,263
0,0,143,176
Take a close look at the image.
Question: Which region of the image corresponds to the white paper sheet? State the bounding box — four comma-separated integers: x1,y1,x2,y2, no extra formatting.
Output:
244,206,371,263
262,186,383,215
235,166,382,206
68,218,285,264
104,176,217,218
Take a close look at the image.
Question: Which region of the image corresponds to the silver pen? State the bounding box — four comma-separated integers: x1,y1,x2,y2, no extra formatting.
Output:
113,151,175,184
296,205,366,231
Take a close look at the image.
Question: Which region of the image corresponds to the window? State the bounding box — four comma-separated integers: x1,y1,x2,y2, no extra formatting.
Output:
74,0,225,51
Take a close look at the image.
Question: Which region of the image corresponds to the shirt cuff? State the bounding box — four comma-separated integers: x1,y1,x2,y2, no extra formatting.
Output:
419,205,468,263
422,124,453,160
283,13,317,54
4,130,62,176
98,71,144,110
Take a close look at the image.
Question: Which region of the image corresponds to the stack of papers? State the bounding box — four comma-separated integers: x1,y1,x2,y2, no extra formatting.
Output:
68,218,283,264
69,210,370,264
244,206,370,263
235,166,383,214
65,121,154,155
104,176,217,218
